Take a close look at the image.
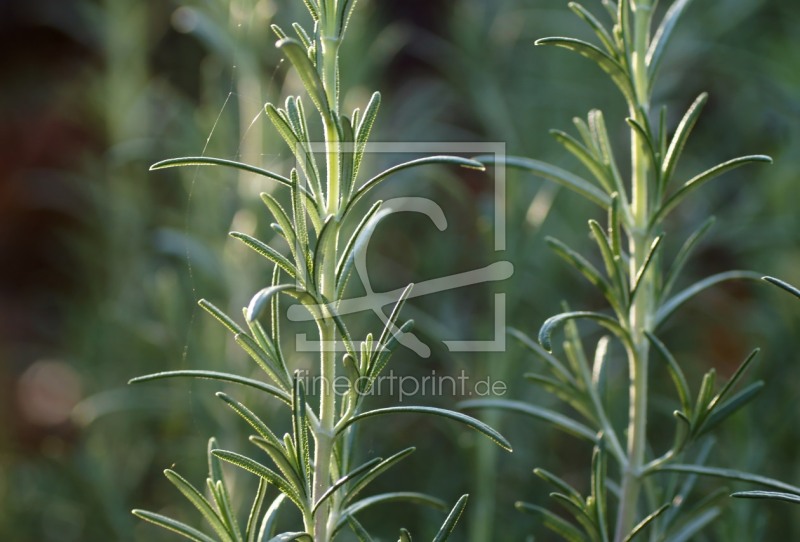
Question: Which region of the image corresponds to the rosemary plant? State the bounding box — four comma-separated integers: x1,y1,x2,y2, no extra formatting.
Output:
130,1,510,541
465,0,800,540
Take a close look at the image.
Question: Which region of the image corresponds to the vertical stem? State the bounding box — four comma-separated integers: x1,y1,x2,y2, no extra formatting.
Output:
314,13,342,540
615,2,654,540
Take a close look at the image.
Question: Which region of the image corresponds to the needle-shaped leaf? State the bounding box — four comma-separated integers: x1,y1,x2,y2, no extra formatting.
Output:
475,155,610,208
338,116,356,205
343,447,416,505
267,533,312,542
313,458,383,513
353,91,381,181
622,503,670,542
660,93,708,192
249,436,307,501
508,327,576,385
568,2,617,56
247,284,304,323
277,38,329,115
539,311,629,352
336,200,382,299
150,157,293,189
211,478,243,542
731,491,800,504
231,232,299,280
764,276,800,299
651,155,772,227
292,377,311,495
338,405,512,452
646,332,692,415
655,465,800,496
212,449,306,511
432,494,469,542
515,502,588,542
535,37,635,103
397,528,412,542
336,493,447,532
235,333,291,390
661,216,715,301
129,371,291,406
216,393,282,449
348,517,375,542
546,237,620,312
629,235,663,303
164,470,232,542
534,468,584,507
246,479,268,542
551,129,614,194
626,117,660,174
588,220,628,309
199,299,247,336
461,399,596,442
655,270,761,327
260,193,302,268
698,382,764,436
258,494,288,541
132,510,217,542
647,0,694,81
347,156,485,212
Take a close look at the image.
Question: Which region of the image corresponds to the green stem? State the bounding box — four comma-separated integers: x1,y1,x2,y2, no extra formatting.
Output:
615,2,654,540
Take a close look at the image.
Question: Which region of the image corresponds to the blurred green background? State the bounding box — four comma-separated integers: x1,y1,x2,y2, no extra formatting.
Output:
1,0,798,540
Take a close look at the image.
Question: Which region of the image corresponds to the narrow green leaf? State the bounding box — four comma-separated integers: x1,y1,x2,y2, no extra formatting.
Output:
661,216,716,301
150,157,292,189
731,491,800,504
699,382,764,436
515,502,588,542
621,503,670,542
230,232,298,280
645,332,692,415
277,38,329,115
313,458,383,513
432,494,469,542
290,169,312,284
764,276,800,300
353,92,381,181
568,2,617,56
267,533,312,542
508,327,576,385
656,464,800,495
246,479,268,542
708,349,760,411
343,447,416,505
249,437,307,501
235,333,291,390
199,299,247,336
546,237,619,312
291,23,313,52
246,284,302,323
128,370,291,406
629,235,663,303
588,110,628,208
398,527,412,542
216,392,282,448
665,508,721,542
212,450,306,511
347,156,485,212
534,468,584,507
660,93,708,191
647,0,694,81
212,479,243,542
655,271,762,326
338,405,512,452
652,155,772,227
691,369,716,429
551,129,613,194
335,200,382,299
132,510,217,542
539,311,629,352
258,494,288,541
591,444,609,542
348,516,375,542
626,117,660,174
460,399,596,442
260,193,301,267
336,492,446,531
338,116,356,205
475,154,610,208
588,220,627,306
535,37,635,103
292,377,312,497
164,470,232,542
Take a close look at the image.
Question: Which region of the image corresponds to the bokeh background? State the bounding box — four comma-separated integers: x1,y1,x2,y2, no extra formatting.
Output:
1,0,798,540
